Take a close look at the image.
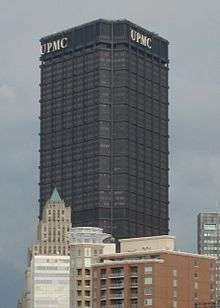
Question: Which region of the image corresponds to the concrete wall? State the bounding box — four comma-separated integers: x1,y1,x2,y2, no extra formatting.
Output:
120,235,175,253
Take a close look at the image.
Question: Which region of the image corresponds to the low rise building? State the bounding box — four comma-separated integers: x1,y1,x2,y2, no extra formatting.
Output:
31,255,70,308
69,227,115,308
92,236,216,308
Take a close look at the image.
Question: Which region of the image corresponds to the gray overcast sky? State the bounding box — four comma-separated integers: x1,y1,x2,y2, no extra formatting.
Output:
0,0,220,306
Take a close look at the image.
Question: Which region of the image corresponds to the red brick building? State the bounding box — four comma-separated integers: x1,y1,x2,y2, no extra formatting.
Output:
92,236,216,308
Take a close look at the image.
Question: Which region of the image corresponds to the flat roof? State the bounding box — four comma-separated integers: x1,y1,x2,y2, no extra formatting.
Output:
99,249,216,260
40,18,168,43
198,212,220,215
119,235,175,242
93,258,164,267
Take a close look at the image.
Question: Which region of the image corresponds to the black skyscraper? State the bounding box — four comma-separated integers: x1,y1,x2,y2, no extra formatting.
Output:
39,19,169,239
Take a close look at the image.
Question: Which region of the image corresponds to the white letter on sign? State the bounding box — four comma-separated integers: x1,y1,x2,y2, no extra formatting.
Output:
60,38,68,48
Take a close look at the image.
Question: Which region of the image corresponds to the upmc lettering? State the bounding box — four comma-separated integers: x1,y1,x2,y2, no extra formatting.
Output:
41,38,68,54
130,29,152,49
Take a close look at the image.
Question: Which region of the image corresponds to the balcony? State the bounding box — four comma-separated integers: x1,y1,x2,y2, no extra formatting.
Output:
109,272,124,278
130,282,138,288
100,294,107,300
110,283,124,289
130,292,138,298
109,293,124,300
100,274,107,279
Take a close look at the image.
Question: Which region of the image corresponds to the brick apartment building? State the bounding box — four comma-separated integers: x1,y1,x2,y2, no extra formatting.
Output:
92,236,216,308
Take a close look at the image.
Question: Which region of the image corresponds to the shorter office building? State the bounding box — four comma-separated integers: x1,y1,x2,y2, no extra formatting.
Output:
31,255,70,308
18,188,71,307
92,236,216,308
69,227,115,308
29,188,71,262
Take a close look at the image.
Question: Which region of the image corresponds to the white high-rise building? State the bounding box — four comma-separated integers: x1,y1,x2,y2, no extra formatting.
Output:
18,189,71,308
31,255,70,308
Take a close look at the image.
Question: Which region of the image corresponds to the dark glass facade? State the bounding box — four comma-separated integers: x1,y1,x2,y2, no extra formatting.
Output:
39,19,169,239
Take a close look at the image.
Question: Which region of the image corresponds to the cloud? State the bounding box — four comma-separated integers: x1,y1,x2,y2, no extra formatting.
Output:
0,0,220,306
0,84,15,101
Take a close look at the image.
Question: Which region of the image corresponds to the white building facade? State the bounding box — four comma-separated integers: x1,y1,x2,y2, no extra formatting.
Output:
31,255,70,308
18,188,71,308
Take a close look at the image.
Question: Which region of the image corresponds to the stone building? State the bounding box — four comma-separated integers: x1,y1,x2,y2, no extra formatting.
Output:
29,188,71,262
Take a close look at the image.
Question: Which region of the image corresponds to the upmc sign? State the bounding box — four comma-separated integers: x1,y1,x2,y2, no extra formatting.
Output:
41,37,68,54
130,29,152,49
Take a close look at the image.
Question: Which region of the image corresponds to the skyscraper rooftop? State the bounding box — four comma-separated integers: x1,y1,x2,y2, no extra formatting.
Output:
49,187,63,203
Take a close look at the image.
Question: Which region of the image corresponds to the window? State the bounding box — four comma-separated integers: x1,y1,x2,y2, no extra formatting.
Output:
204,224,216,231
85,269,90,276
85,248,91,257
85,290,90,297
144,277,152,284
144,287,153,295
193,260,198,267
173,300,177,308
145,266,152,273
144,298,152,306
173,269,177,277
130,266,138,275
101,269,106,277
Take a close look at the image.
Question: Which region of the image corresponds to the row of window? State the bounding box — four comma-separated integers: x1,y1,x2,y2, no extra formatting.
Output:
42,54,167,82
